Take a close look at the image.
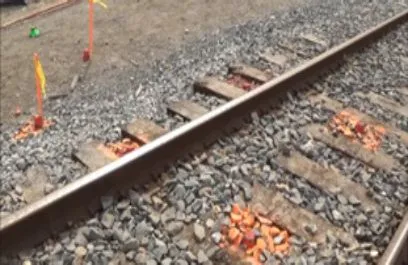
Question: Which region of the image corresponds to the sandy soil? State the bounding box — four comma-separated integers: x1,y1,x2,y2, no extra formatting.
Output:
0,0,299,125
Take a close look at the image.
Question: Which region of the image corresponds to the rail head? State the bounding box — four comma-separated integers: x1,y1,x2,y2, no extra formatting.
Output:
0,9,407,256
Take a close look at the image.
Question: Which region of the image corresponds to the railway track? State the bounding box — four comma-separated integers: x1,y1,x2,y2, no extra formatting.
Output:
1,9,407,265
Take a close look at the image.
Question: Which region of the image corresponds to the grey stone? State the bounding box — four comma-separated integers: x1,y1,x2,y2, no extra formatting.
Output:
87,227,105,240
86,218,99,226
140,236,149,247
356,213,368,224
211,232,222,244
87,243,94,253
185,251,197,262
14,185,23,195
152,239,168,260
75,246,87,257
101,196,114,209
288,236,303,246
313,198,325,212
66,241,76,252
16,158,27,171
290,189,303,205
129,189,140,205
320,248,334,258
191,199,203,213
146,260,158,265
175,211,186,221
185,179,200,188
199,174,214,185
205,219,215,229
337,194,348,205
126,251,136,260
117,199,130,210
370,249,379,258
173,184,186,200
161,258,172,265
52,243,63,255
168,243,179,258
176,239,189,250
94,244,105,251
148,211,161,226
103,250,114,259
123,238,139,252
40,254,50,262
174,259,188,265
194,223,206,242
135,221,153,237
325,231,338,244
361,171,371,182
166,221,184,236
101,212,115,229
184,193,195,205
332,209,343,221
135,252,148,265
304,224,318,235
74,231,88,246
161,207,176,224
152,196,164,208
371,221,385,235
348,195,361,205
176,200,186,211
237,180,252,201
120,208,132,221
44,183,55,194
114,228,130,243
197,250,209,264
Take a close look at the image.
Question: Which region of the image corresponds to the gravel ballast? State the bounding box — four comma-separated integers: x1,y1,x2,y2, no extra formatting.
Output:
0,0,406,213
1,0,408,264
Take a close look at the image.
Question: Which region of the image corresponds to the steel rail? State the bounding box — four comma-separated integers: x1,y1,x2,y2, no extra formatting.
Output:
1,9,407,256
378,210,408,265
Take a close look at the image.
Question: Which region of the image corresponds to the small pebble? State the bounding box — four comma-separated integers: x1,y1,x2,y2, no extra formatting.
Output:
194,223,206,242
75,246,87,257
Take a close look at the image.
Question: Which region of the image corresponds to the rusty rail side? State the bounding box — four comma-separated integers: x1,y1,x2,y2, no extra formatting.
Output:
378,210,408,265
0,9,407,255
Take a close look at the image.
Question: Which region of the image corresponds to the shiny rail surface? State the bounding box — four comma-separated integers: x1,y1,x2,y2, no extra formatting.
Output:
1,9,407,263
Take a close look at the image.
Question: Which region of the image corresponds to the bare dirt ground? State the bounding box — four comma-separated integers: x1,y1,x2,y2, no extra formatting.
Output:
1,0,298,125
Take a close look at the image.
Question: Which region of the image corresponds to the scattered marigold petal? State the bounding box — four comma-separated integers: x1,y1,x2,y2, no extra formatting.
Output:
328,111,385,152
253,249,262,263
233,233,244,247
280,230,289,241
275,242,289,252
219,204,291,262
230,212,242,224
232,204,241,214
253,222,260,229
260,225,270,237
242,230,256,249
243,214,256,227
267,236,275,252
256,214,272,225
256,238,267,250
246,246,256,255
270,226,280,236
